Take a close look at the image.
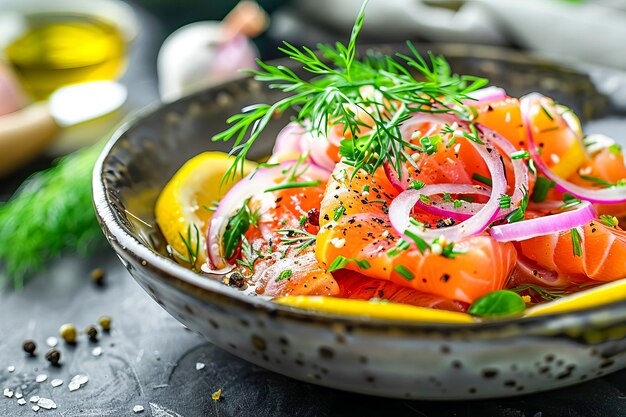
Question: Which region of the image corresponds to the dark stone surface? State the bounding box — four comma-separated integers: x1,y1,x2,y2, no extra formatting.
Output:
3,250,626,417
3,2,626,416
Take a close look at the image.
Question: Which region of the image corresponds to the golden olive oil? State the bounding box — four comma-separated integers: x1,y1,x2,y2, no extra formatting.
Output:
5,13,127,99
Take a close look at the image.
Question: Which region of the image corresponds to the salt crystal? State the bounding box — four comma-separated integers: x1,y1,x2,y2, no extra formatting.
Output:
30,396,40,403
91,347,103,357
133,405,145,413
3,388,13,398
17,398,26,406
15,392,23,399
195,362,205,370
46,337,58,347
51,379,63,388
35,374,48,383
37,398,57,410
68,381,81,392
32,405,40,412
78,375,89,385
7,366,15,373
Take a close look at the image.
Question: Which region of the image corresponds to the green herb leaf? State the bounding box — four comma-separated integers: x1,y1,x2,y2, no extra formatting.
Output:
264,180,322,193
328,256,371,272
419,194,431,205
404,229,430,254
510,150,529,160
333,205,346,221
0,144,106,288
409,180,425,190
467,290,526,317
275,269,293,282
599,214,618,228
471,173,492,187
394,264,414,280
571,227,583,257
498,194,511,209
531,177,555,203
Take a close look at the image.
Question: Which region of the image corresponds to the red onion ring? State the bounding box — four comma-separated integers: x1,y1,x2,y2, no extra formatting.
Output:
414,184,490,221
463,86,507,105
389,114,507,243
521,93,626,204
272,123,304,155
490,200,596,242
207,161,330,269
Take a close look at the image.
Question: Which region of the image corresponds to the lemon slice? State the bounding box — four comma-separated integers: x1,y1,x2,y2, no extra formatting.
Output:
525,278,626,317
274,296,475,323
155,152,256,269
551,137,587,179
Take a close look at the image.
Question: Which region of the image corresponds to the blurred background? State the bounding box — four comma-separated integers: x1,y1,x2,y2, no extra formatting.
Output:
1,0,626,283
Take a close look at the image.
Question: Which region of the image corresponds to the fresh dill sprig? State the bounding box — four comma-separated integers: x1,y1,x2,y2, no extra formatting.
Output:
172,224,201,270
0,144,106,288
212,0,487,182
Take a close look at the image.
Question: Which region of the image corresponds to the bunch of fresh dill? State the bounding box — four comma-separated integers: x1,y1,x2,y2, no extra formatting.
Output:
0,144,105,288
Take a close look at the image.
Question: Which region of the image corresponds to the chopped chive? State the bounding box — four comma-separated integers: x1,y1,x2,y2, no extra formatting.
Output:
579,175,615,188
531,177,556,203
453,199,463,208
561,193,581,209
443,192,452,203
409,180,425,190
404,229,430,254
472,173,492,187
328,256,370,272
333,205,346,221
299,215,307,226
462,123,485,145
498,194,511,209
608,144,622,155
363,184,370,193
387,239,410,257
571,228,582,257
446,136,457,148
419,194,431,205
275,269,293,282
510,150,529,160
527,159,537,176
599,214,618,228
540,104,554,121
394,265,415,280
265,180,322,193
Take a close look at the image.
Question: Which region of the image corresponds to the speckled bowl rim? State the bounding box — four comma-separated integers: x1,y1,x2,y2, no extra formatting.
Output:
93,44,626,335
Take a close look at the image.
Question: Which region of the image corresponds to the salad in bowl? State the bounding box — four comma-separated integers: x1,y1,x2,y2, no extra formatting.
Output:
154,5,626,323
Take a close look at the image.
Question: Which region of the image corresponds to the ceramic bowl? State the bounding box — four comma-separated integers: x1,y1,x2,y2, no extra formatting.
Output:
93,44,626,399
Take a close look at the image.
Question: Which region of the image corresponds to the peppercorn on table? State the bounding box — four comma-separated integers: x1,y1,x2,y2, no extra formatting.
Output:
3,3,626,417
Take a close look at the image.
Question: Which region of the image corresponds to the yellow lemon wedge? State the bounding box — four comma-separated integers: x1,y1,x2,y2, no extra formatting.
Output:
274,296,475,324
551,137,587,179
155,152,256,269
525,279,626,317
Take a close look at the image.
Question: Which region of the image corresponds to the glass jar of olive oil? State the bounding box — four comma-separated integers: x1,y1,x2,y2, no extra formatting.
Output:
1,0,137,99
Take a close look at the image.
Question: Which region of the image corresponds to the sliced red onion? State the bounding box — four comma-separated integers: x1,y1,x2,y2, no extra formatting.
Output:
414,184,490,221
389,115,507,243
272,123,304,155
480,123,530,218
301,130,337,172
207,161,330,269
490,200,596,242
383,160,409,192
463,86,507,105
521,93,626,204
